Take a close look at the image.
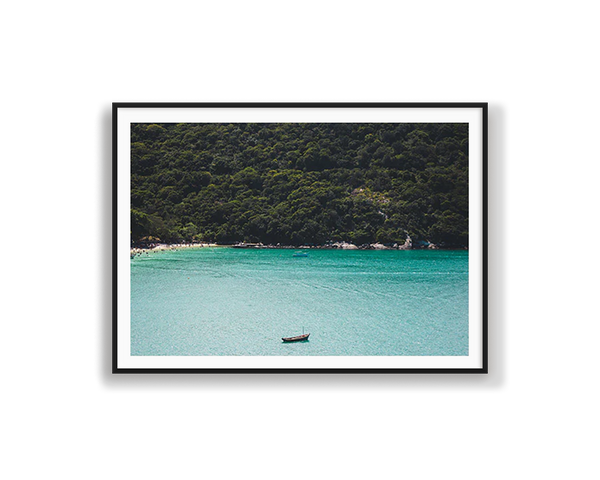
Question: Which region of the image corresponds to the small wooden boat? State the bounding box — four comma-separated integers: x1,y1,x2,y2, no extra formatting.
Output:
282,333,310,342
292,251,309,257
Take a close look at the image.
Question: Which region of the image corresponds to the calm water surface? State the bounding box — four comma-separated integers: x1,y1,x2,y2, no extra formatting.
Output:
131,248,468,356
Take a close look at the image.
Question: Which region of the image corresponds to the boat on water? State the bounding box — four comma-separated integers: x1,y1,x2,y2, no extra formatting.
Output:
232,242,264,249
282,333,310,342
283,327,310,342
292,251,309,257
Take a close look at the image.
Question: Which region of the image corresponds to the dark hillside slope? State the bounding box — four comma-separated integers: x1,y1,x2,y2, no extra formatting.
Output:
131,123,468,247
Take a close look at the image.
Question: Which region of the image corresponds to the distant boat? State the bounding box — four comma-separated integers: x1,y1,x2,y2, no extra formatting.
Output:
282,327,310,342
292,251,309,257
232,242,264,248
282,333,310,342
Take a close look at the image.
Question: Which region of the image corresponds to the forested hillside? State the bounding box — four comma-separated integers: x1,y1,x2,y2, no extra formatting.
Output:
131,123,469,247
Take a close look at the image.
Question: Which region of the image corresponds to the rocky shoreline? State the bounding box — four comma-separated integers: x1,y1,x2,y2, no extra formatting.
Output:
131,236,466,257
227,236,451,250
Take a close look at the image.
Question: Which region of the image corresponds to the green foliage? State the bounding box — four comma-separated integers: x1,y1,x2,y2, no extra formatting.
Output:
130,123,469,247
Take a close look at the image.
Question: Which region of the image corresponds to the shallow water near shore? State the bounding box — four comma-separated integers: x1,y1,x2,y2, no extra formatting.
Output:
131,248,468,356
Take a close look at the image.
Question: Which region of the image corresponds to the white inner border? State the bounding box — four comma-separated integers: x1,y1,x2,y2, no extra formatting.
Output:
117,106,484,370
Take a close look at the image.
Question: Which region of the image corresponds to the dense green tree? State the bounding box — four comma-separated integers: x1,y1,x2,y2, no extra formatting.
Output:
130,123,469,247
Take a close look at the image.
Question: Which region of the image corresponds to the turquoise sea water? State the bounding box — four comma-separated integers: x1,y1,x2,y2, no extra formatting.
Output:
131,248,468,356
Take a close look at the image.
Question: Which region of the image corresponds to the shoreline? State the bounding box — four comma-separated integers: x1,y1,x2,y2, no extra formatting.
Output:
228,243,467,250
131,240,467,257
130,242,220,257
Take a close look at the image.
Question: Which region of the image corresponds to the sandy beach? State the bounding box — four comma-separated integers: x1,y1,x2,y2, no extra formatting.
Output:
130,243,219,257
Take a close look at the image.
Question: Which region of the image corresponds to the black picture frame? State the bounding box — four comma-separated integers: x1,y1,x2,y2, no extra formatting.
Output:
103,99,494,381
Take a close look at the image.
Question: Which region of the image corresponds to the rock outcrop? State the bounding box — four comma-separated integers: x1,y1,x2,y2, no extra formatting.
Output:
396,235,412,250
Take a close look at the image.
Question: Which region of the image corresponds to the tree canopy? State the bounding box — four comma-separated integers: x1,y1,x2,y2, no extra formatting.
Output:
131,122,468,247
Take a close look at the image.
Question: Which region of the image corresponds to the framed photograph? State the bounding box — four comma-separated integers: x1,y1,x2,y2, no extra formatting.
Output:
113,103,487,373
